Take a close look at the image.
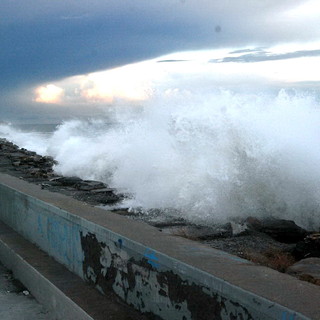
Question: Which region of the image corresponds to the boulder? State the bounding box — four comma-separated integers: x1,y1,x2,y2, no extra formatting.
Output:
75,189,122,205
169,224,232,240
55,176,83,186
287,257,320,285
252,218,308,243
293,233,320,260
75,180,106,191
9,152,27,160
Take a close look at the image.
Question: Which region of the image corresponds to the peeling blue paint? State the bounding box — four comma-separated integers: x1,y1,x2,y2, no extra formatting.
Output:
144,249,160,269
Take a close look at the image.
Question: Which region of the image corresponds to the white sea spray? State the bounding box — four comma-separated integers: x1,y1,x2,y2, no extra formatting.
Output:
1,89,320,229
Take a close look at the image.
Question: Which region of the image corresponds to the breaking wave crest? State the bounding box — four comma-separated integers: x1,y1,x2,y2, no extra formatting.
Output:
1,89,320,229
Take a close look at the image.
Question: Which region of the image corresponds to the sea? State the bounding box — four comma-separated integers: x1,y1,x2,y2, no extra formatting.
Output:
1,89,320,230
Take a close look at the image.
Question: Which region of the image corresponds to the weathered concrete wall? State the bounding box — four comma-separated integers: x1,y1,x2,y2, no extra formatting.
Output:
0,173,318,320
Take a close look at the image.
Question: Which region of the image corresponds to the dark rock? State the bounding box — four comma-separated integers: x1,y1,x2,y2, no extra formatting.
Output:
25,151,37,156
16,165,31,171
204,233,296,259
94,192,122,204
8,152,27,160
29,155,42,162
27,168,41,175
252,218,308,243
244,216,262,229
110,209,131,216
75,180,106,191
287,257,320,285
42,180,63,187
55,176,83,186
150,221,188,228
90,187,118,194
43,155,57,165
293,233,320,260
73,188,123,205
137,211,188,228
169,224,232,240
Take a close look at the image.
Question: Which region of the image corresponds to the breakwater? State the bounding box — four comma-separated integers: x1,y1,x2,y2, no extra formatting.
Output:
0,173,318,319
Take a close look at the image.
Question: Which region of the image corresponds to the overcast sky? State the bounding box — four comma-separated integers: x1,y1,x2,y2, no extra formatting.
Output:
1,0,320,121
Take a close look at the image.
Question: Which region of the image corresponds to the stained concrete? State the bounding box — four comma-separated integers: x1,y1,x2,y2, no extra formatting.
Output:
0,221,155,320
0,173,319,319
0,262,54,320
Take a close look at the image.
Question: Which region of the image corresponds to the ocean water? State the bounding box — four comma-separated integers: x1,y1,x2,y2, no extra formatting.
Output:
1,89,320,230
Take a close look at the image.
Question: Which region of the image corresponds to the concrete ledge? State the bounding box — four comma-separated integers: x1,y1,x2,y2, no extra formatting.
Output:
0,223,92,319
0,220,153,320
0,173,319,320
0,221,150,320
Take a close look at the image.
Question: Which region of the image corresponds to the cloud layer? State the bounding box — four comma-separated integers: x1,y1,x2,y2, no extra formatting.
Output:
30,43,320,111
210,48,320,63
2,0,320,122
2,0,319,89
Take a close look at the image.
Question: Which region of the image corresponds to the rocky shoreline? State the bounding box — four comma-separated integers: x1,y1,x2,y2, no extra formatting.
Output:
0,138,319,286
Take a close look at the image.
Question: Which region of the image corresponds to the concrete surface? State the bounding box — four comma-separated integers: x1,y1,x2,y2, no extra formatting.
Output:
0,262,54,320
0,173,319,320
0,221,153,320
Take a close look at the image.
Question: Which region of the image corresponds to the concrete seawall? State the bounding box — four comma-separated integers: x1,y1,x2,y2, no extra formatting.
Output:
0,173,318,320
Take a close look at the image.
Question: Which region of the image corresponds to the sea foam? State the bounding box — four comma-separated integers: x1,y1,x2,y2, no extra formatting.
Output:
1,89,320,229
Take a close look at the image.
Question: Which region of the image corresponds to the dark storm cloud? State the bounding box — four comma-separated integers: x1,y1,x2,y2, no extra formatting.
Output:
210,49,320,63
0,14,177,88
1,0,319,101
0,0,220,89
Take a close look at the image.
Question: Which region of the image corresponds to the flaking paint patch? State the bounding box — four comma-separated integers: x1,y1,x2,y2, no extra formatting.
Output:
157,270,223,320
80,231,255,320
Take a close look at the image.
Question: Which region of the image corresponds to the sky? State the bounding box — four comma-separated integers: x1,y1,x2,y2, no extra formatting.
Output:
1,0,320,122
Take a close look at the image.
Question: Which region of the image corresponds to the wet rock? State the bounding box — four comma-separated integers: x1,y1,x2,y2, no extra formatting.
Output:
0,140,125,207
287,257,320,285
0,140,18,152
8,152,27,160
169,224,232,240
16,165,32,171
293,233,320,260
140,212,188,228
74,189,123,205
43,179,65,186
150,220,188,229
252,218,308,243
55,176,83,186
75,180,106,191
110,209,132,216
24,150,37,156
43,155,57,165
90,187,117,194
244,216,262,229
27,168,41,175
28,155,42,163
0,140,60,183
